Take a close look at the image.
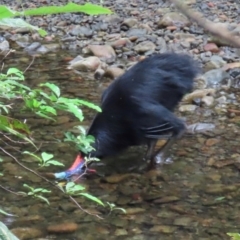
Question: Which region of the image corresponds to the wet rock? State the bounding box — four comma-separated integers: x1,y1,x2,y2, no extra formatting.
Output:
134,41,156,53
205,184,238,194
154,196,180,204
124,207,146,215
150,225,177,233
85,45,116,63
69,26,93,37
173,217,194,226
199,69,230,87
0,40,9,52
205,138,219,146
103,173,140,183
158,12,190,28
111,218,129,227
24,42,41,52
47,222,78,233
69,56,102,71
11,227,43,239
115,228,128,236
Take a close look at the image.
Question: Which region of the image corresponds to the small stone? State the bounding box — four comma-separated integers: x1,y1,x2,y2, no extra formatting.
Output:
150,225,177,233
205,138,219,146
47,222,78,233
105,67,125,78
179,104,197,112
158,12,190,28
204,43,219,53
134,41,156,53
86,45,116,62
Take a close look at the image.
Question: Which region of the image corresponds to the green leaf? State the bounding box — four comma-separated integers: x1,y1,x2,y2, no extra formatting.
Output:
65,103,83,121
0,115,30,135
35,111,55,121
40,83,60,98
0,18,47,37
0,208,17,217
65,182,85,194
7,68,24,80
45,160,64,166
23,3,112,16
36,195,50,205
227,233,240,240
0,5,15,18
80,193,105,206
0,221,19,240
41,152,53,161
76,99,101,112
23,151,42,163
39,105,57,115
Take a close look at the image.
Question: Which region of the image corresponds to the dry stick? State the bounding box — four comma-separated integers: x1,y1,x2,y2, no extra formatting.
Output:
24,56,35,73
169,0,240,48
0,147,103,219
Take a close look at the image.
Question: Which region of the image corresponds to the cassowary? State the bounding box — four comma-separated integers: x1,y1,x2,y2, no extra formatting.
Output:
55,53,199,179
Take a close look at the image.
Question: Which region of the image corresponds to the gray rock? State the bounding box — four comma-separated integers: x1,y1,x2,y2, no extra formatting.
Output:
134,41,156,53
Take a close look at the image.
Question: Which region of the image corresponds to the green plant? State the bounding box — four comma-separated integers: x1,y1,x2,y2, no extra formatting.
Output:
64,126,96,155
0,221,19,240
0,3,112,37
107,202,126,214
22,151,64,168
227,233,240,240
65,182,104,206
23,184,51,205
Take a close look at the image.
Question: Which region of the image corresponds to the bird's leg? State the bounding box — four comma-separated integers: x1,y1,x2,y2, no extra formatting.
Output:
150,137,176,165
144,139,157,161
150,126,186,166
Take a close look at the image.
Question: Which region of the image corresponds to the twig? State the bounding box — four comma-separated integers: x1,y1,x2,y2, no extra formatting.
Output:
170,0,240,48
0,147,104,219
24,56,35,73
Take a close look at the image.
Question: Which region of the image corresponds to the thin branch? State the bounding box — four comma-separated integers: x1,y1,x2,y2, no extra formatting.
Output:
0,147,104,218
170,0,240,48
24,56,35,73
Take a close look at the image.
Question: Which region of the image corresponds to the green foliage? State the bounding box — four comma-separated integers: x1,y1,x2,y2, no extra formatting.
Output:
64,126,96,154
227,233,240,240
65,182,104,206
0,3,112,37
107,202,126,214
0,221,19,240
23,184,51,205
0,208,17,217
23,151,64,167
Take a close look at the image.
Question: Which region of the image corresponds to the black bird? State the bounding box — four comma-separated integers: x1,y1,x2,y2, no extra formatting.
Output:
55,53,199,179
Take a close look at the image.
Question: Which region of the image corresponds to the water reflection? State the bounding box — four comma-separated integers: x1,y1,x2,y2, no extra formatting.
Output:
1,50,240,239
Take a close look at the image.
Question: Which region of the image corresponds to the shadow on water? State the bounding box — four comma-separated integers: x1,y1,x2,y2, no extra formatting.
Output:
1,49,240,239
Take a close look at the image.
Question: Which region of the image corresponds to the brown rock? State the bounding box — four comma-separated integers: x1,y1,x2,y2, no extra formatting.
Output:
105,67,125,79
47,222,78,233
86,45,116,62
158,12,190,28
205,138,219,146
203,43,219,53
